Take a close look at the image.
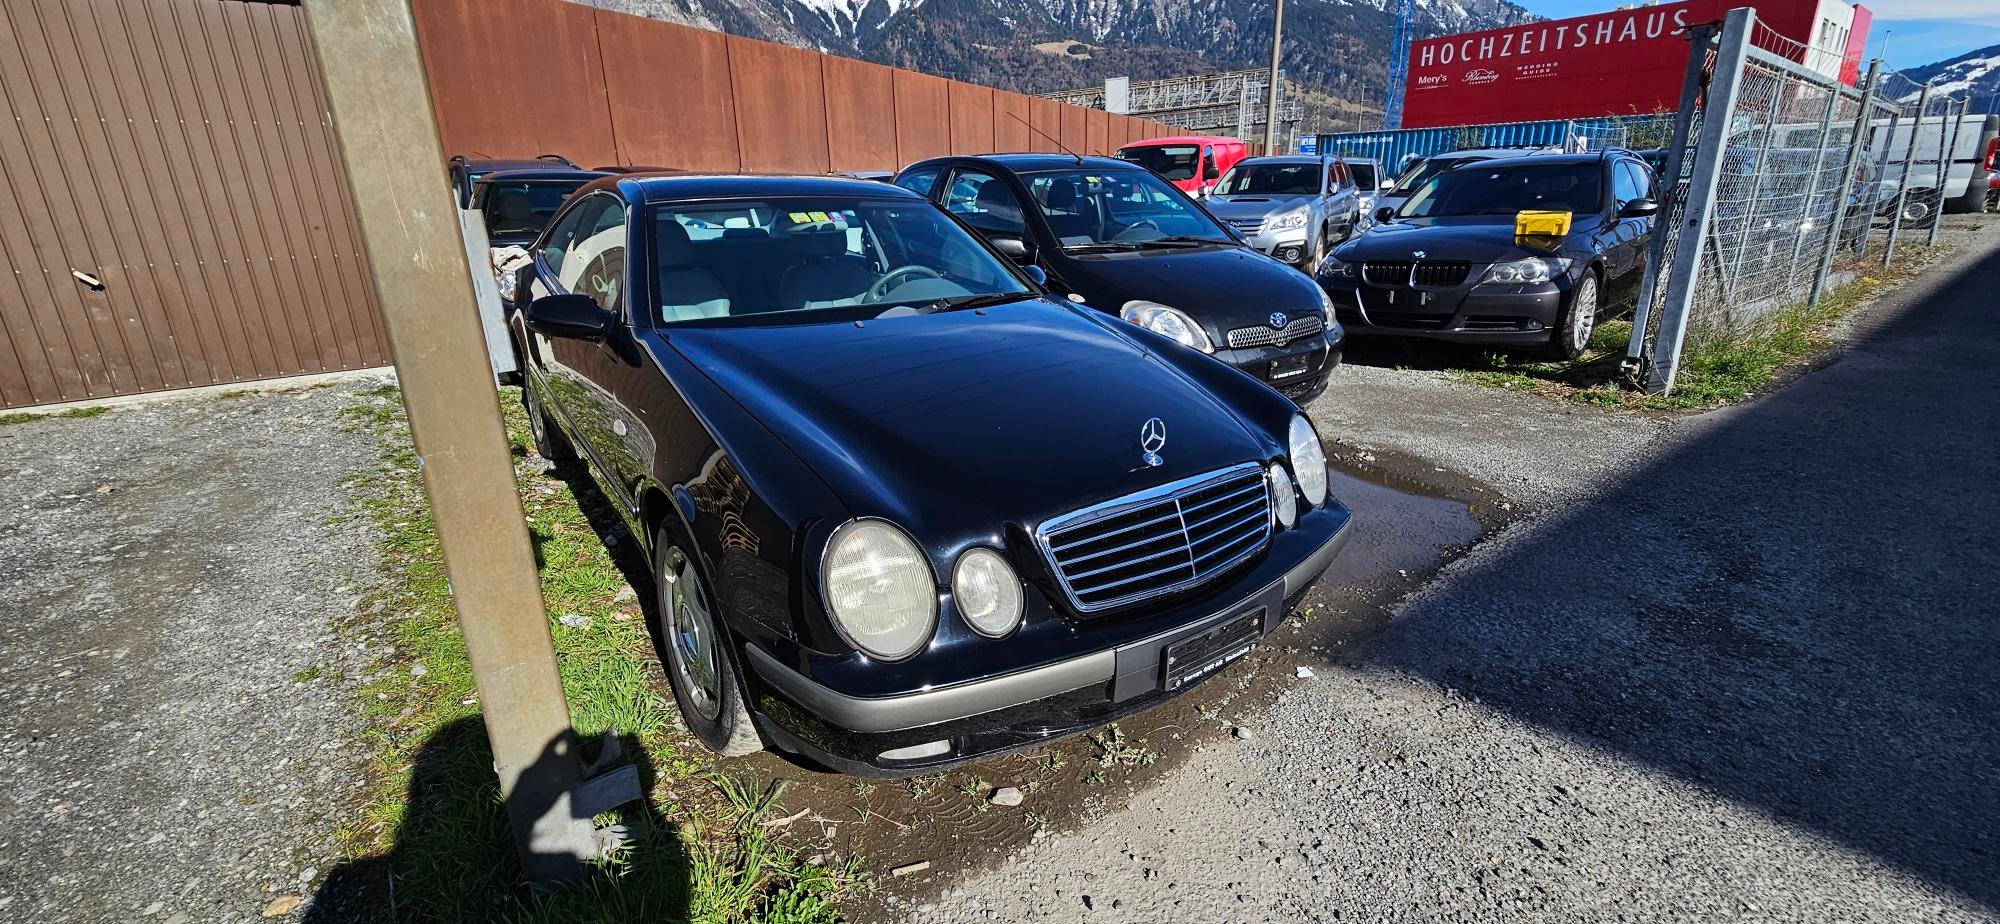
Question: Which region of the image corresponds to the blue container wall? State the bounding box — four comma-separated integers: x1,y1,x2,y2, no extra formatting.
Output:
1318,116,1660,181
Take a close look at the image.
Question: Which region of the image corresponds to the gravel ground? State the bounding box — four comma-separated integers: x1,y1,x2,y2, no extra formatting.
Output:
0,376,392,923
897,220,2000,922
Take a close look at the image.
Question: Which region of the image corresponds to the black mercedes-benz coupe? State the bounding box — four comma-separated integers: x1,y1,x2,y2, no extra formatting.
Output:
508,174,1354,775
893,155,1342,404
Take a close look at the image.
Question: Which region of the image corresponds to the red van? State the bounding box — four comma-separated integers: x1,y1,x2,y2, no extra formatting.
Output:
1115,136,1249,196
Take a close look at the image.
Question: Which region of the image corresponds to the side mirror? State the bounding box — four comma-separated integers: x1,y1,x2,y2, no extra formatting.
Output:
986,232,1035,264
524,293,610,341
1374,206,1396,224
1203,161,1220,181
1022,264,1048,287
1619,198,1660,218
1379,180,1395,190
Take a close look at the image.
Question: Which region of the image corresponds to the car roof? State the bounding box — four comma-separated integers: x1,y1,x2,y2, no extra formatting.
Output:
451,155,576,171
1448,151,1619,171
1234,155,1329,166
1120,135,1238,147
1436,147,1562,160
590,173,930,205
906,153,1140,174
472,168,609,187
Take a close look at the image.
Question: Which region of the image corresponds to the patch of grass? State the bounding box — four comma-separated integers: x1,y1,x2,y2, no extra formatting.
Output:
1089,723,1159,769
0,405,108,426
337,387,855,921
905,773,946,799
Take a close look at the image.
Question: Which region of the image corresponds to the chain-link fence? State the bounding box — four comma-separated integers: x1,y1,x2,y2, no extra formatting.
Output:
1624,7,1977,395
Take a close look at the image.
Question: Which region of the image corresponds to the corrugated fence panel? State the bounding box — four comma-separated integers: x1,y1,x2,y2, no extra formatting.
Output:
894,70,952,164
824,55,899,172
1086,109,1110,155
729,36,831,175
1060,102,1088,155
0,0,386,408
949,83,994,155
1031,97,1064,153
596,13,740,171
992,91,1032,152
411,0,616,166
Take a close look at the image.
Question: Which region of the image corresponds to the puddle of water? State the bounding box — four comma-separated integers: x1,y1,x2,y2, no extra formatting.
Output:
1318,466,1485,588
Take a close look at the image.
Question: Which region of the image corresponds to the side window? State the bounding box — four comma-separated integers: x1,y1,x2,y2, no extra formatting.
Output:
551,196,628,313
895,167,942,198
1624,161,1653,200
1611,162,1642,206
941,170,1026,236
538,198,595,280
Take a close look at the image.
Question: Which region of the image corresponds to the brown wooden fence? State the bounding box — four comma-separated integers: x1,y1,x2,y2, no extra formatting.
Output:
0,0,387,409
409,0,1182,172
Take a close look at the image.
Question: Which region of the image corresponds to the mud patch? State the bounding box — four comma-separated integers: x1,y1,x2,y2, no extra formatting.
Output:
727,456,1499,919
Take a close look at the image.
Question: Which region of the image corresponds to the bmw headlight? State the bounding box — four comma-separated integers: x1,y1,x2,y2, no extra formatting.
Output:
1266,208,1309,232
1287,414,1328,508
1121,301,1215,353
1319,259,1355,279
1478,257,1571,286
1267,463,1298,530
952,548,1023,638
822,519,937,661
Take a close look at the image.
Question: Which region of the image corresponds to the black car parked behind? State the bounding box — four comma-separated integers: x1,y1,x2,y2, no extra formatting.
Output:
894,154,1342,404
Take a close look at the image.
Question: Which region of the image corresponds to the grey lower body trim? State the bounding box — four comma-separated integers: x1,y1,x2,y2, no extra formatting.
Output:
1283,513,1353,597
745,644,1116,734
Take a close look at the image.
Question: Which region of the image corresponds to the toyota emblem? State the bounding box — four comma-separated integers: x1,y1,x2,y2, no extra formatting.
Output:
1268,312,1288,329
1139,417,1167,468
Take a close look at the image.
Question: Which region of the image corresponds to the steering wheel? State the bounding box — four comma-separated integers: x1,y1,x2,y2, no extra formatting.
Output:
1112,218,1165,242
865,265,943,301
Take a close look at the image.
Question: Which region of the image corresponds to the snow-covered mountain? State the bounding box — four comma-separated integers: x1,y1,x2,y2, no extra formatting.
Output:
1894,43,2000,111
582,0,1536,122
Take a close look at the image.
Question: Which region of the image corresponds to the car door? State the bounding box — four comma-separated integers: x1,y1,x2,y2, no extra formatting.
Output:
1602,159,1649,299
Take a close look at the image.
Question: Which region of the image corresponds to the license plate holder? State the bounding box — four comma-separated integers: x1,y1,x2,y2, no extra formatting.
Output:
1269,353,1314,381
1162,608,1264,690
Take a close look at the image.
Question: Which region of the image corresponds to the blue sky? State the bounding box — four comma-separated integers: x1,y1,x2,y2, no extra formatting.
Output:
1516,0,2000,71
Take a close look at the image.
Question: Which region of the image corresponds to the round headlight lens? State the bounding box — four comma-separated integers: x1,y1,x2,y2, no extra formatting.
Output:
952,548,1024,638
822,520,937,660
1268,463,1298,530
1121,300,1216,353
1288,414,1328,507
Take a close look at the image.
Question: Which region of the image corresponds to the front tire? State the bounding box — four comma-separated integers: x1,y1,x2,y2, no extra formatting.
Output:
1545,271,1599,361
521,379,575,464
655,539,762,758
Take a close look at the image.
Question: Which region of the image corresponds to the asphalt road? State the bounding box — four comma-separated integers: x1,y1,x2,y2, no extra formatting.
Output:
900,222,2000,922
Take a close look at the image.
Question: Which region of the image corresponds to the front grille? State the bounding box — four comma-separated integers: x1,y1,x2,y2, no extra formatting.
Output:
1227,218,1265,235
1038,464,1272,614
1225,314,1325,349
1362,261,1411,286
1413,262,1471,287
1362,261,1472,287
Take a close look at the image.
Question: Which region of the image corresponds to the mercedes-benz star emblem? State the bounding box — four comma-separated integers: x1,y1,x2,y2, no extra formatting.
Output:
1139,417,1167,468
1268,311,1288,329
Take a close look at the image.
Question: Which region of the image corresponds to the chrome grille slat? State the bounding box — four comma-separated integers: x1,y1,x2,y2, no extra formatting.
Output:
1224,315,1325,350
1037,463,1273,614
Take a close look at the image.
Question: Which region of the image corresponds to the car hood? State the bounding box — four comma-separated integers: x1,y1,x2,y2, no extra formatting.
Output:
664,300,1269,542
1058,245,1326,336
1334,214,1597,263
1203,196,1314,220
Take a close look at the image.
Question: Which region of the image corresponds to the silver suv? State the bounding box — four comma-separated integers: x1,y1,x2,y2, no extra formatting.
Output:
1202,156,1362,269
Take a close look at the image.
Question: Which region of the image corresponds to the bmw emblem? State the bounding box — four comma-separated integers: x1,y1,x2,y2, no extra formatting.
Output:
1268,312,1288,329
1139,417,1167,468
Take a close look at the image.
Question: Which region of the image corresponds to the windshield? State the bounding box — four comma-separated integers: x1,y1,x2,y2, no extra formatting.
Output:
1213,162,1320,196
649,197,1032,324
1117,145,1201,181
1392,155,1481,194
1023,170,1233,248
483,181,589,239
1398,161,1605,218
1349,162,1378,190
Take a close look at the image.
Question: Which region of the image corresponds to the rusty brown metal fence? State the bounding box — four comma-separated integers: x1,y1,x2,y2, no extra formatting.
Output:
409,0,1183,173
0,0,387,409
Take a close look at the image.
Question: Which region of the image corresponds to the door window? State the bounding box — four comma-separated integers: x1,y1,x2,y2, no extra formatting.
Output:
1611,161,1643,206
544,195,628,313
942,170,1027,236
1623,161,1653,201
895,167,942,197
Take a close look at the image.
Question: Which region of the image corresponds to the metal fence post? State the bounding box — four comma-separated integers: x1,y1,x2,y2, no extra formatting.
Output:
1645,7,1756,395
1786,81,1846,280
1884,80,1932,266
1928,96,1966,246
1625,21,1717,372
1864,104,1901,260
1724,93,1783,302
1809,59,1880,309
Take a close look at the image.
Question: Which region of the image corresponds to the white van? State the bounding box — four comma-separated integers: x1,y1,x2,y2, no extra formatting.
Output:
1868,113,2000,222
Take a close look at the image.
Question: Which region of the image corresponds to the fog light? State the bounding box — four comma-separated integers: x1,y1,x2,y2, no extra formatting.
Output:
879,740,950,761
1525,320,1544,331
1278,246,1303,262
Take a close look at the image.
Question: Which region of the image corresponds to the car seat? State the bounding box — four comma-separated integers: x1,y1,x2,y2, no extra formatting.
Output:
656,220,731,322
968,181,1025,235
490,189,538,237
1039,179,1094,243
776,216,873,310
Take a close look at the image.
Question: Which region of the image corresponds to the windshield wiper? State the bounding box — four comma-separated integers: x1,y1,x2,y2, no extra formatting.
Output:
1134,235,1226,247
922,291,1039,313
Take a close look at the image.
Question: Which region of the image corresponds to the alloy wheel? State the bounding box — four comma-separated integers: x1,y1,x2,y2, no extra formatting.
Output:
661,546,722,722
1569,275,1599,356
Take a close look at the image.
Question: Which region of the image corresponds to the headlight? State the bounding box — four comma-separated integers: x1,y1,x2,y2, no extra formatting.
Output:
1121,301,1215,353
1267,463,1298,530
1317,287,1337,314
952,548,1023,638
1266,208,1308,232
1287,414,1328,507
1319,259,1355,279
822,519,937,660
1478,257,1571,286
495,267,520,302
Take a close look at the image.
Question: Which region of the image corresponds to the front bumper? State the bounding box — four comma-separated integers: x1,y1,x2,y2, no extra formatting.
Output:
745,503,1354,776
1320,274,1566,347
1213,328,1342,404
1240,226,1313,265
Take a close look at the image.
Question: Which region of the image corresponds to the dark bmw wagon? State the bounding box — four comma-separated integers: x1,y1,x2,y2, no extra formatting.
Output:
509,174,1353,775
